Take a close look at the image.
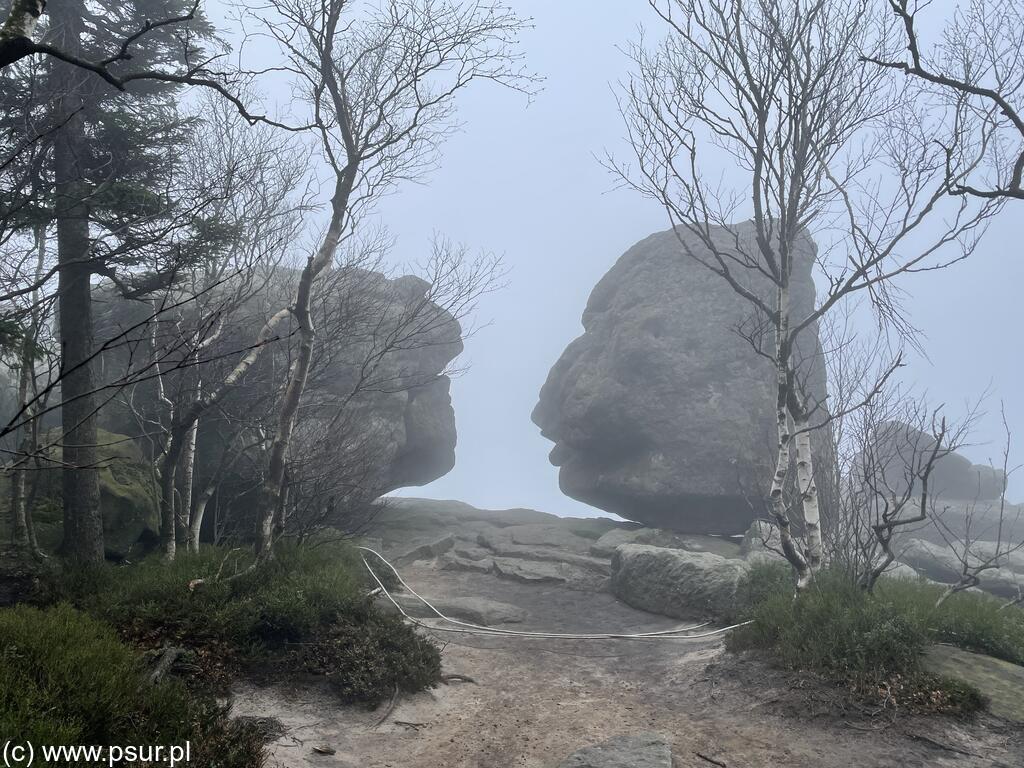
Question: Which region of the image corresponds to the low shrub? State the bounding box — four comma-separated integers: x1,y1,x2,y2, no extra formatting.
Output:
727,564,996,715
34,541,442,704
299,603,442,705
0,604,266,768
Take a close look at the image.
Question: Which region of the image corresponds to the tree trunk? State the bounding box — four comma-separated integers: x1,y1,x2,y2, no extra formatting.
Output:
158,425,186,561
767,285,810,587
176,415,198,547
794,419,822,574
188,489,211,552
9,334,33,550
255,175,353,560
53,0,103,564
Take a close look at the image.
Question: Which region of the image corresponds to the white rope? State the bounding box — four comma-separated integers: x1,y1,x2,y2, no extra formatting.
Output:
358,547,752,641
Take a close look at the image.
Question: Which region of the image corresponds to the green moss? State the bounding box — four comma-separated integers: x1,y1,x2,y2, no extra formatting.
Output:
31,429,159,558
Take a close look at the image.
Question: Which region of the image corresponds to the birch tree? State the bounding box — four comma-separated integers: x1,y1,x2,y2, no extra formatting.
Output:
240,0,532,562
612,0,998,587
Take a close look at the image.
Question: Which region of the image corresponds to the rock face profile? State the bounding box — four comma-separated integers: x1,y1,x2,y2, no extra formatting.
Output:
532,223,826,535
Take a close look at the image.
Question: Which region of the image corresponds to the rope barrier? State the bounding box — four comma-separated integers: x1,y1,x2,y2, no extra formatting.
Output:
358,546,753,641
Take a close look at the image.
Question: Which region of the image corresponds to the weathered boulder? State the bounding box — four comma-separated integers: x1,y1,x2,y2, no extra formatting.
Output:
870,421,1007,501
533,223,827,535
896,538,1023,599
34,429,159,559
610,544,748,619
591,526,741,560
897,539,964,583
557,733,673,768
0,550,45,607
92,267,463,529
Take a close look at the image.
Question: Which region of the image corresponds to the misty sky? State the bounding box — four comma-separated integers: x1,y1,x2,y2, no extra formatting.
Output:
238,1,1023,516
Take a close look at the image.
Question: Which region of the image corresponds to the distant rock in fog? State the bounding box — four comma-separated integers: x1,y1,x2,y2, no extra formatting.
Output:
532,223,827,535
870,420,1007,501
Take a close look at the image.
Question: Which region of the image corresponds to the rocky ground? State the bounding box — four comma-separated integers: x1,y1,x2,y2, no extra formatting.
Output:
231,499,1024,767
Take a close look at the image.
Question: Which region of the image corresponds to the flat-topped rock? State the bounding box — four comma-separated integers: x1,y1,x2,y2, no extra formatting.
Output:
492,557,606,590
611,544,749,620
925,645,1024,723
591,527,741,559
557,733,673,768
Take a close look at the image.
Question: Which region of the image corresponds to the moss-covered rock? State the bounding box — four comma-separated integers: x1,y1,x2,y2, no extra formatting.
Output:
34,429,159,559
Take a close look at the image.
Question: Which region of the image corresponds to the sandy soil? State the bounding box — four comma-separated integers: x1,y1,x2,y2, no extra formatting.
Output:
232,563,1024,768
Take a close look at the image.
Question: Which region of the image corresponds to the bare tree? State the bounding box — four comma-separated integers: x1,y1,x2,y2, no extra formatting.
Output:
931,406,1023,606
610,0,998,587
228,0,532,562
868,0,1024,201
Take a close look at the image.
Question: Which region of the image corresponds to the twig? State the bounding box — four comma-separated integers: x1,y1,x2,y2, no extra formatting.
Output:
372,685,400,728
907,733,979,758
149,646,185,683
394,721,427,730
440,673,477,684
695,752,727,767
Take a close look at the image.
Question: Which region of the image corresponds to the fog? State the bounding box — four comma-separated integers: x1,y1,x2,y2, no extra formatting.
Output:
224,0,1024,516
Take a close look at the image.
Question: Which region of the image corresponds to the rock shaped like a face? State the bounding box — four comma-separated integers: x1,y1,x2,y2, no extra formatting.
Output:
532,223,824,535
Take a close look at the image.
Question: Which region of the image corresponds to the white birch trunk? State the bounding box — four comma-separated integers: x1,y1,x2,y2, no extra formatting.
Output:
794,419,822,574
179,415,199,551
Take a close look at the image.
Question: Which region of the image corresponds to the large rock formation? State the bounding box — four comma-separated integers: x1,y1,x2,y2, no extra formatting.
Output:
870,420,1007,501
93,267,462,512
533,223,827,535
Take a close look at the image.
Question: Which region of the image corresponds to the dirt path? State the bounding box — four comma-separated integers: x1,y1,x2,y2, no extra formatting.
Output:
232,562,1023,768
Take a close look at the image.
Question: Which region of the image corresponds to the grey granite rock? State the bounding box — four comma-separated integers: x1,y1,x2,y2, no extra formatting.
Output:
557,733,673,768
533,223,827,535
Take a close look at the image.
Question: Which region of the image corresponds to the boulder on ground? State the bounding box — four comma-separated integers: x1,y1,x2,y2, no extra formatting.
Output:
557,733,673,768
610,544,748,620
591,527,741,560
0,550,45,607
925,645,1024,723
34,429,159,559
532,223,828,535
870,421,1007,501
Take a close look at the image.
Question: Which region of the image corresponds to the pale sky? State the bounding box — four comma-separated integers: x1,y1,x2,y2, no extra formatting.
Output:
231,1,1023,515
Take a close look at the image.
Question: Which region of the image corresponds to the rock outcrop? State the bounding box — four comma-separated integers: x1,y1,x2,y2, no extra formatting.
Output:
34,429,159,559
869,421,1007,501
610,544,749,620
91,267,462,543
371,498,621,591
557,733,674,768
533,223,827,535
